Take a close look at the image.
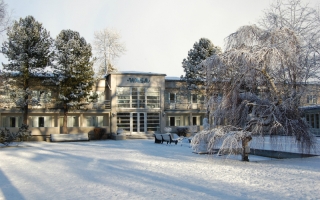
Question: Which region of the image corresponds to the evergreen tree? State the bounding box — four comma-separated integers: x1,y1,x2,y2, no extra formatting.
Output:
53,29,94,134
1,15,53,124
181,38,221,93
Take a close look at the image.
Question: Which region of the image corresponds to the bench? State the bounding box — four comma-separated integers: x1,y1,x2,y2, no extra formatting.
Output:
154,134,163,143
154,133,179,145
50,133,89,142
161,133,178,145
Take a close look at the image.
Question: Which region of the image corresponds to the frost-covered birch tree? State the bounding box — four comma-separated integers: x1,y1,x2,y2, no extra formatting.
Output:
53,29,94,134
93,28,126,77
192,24,318,161
1,16,53,125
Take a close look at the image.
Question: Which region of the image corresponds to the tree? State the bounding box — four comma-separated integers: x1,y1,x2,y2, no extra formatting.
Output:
181,38,221,92
53,29,94,134
259,0,320,82
1,15,53,125
180,38,221,122
0,0,11,35
93,28,126,77
192,24,318,161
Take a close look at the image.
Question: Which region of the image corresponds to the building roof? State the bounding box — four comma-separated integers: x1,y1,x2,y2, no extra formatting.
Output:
109,71,166,76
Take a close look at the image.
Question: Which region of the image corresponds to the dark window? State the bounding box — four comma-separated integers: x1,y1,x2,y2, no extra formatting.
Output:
170,117,175,126
39,117,44,127
10,117,16,127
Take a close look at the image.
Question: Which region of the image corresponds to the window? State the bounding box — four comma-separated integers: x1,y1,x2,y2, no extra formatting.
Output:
191,94,197,103
10,117,16,127
86,116,107,127
117,113,130,132
169,93,176,103
32,116,52,127
39,117,44,127
168,116,180,126
193,117,197,125
1,116,22,127
305,114,320,129
117,87,160,109
307,95,317,104
59,116,79,127
147,113,160,132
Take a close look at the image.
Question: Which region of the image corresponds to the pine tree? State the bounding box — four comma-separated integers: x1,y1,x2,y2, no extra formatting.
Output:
1,15,53,125
181,38,221,93
53,29,94,134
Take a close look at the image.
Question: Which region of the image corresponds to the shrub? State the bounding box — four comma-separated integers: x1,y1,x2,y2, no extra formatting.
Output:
93,127,106,140
176,127,189,137
0,124,31,146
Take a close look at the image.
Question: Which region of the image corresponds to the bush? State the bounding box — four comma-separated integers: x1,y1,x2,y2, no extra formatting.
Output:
0,124,31,146
176,127,189,137
92,127,106,140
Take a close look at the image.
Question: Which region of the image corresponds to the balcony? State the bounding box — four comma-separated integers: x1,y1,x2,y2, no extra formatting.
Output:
164,102,204,110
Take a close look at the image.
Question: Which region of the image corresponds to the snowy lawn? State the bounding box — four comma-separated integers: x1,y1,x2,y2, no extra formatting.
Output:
0,139,320,200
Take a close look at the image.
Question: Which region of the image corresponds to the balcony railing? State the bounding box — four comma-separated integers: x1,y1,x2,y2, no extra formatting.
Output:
164,102,204,110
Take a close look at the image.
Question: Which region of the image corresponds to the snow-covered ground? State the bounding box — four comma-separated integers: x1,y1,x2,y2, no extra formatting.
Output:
0,139,319,200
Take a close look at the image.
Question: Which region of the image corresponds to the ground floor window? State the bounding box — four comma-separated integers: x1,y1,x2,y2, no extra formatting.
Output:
59,116,79,127
305,113,320,129
85,116,108,127
117,112,160,133
169,116,180,126
32,116,52,127
1,116,22,127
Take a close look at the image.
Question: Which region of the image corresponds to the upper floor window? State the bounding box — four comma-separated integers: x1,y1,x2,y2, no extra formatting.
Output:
116,87,160,109
191,94,204,104
169,93,176,103
307,95,317,104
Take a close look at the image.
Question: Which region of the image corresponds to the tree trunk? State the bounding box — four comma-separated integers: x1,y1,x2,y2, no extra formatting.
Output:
23,104,28,125
62,104,68,134
241,136,252,161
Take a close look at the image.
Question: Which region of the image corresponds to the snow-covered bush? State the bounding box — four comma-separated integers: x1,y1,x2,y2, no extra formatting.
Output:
0,124,31,146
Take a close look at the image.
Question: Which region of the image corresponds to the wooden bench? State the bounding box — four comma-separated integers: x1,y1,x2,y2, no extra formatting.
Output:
50,133,89,142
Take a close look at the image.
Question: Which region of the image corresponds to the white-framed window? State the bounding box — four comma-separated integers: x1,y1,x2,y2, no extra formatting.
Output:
59,116,79,127
116,87,160,109
32,116,52,127
307,95,317,104
1,116,22,127
85,116,106,127
168,116,180,126
169,93,176,103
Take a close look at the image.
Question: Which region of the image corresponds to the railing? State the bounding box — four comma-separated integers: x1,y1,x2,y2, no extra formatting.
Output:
164,102,204,110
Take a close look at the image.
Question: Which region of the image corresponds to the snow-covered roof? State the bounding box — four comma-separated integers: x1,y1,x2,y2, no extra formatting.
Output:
300,105,320,111
165,76,182,81
109,71,166,76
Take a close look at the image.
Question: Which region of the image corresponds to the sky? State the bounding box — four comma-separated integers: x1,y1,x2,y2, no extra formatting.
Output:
1,0,319,77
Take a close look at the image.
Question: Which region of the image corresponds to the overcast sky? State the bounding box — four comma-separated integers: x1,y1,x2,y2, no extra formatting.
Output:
2,0,319,77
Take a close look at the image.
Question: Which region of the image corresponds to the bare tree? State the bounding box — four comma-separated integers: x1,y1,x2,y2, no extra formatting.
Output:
0,0,11,35
260,0,320,82
192,24,318,161
93,28,126,77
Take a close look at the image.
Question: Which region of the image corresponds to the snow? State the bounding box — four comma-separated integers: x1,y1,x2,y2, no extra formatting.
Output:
1,139,320,200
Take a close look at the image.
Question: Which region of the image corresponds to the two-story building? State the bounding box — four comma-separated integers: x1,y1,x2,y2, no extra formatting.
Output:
0,71,207,141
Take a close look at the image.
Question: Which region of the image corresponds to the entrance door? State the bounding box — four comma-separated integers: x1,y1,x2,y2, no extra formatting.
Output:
131,113,145,133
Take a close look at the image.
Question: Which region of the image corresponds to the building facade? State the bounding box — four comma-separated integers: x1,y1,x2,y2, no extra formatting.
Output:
0,71,207,141
1,71,320,141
